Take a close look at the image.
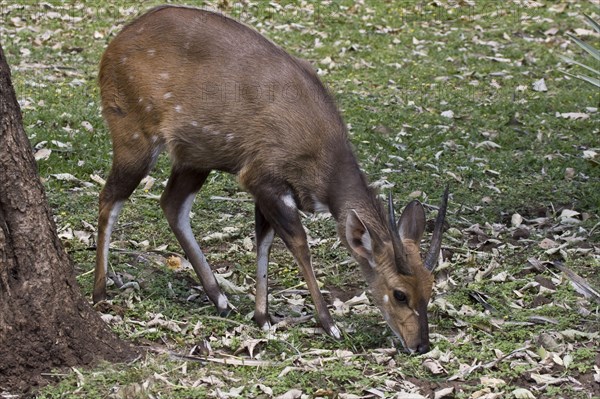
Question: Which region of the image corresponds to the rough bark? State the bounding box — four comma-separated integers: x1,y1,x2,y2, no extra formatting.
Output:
0,44,136,395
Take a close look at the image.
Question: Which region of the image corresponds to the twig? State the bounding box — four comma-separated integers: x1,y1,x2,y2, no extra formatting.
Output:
152,346,275,367
210,196,253,202
448,345,530,381
552,261,600,303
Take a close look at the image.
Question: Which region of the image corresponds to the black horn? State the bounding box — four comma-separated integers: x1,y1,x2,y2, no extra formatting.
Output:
424,186,449,271
387,191,396,231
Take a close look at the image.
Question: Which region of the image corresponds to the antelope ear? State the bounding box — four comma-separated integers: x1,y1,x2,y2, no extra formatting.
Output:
398,200,426,243
345,210,374,263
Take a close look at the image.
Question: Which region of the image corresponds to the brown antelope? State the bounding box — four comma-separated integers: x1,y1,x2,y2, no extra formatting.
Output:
94,5,448,354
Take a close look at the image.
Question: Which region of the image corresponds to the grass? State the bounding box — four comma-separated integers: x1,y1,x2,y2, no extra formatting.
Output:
2,0,599,397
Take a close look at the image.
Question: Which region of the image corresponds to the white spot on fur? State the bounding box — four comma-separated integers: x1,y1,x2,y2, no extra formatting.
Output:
121,56,127,63
138,97,144,103
413,309,420,317
201,126,221,135
281,194,296,209
145,104,152,112
174,105,183,113
132,133,140,140
383,294,389,304
159,72,169,80
191,121,198,127
163,92,173,99
147,49,156,56
225,133,234,142
151,135,159,143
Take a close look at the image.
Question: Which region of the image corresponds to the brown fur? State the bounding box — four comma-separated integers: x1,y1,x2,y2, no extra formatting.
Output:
96,5,446,354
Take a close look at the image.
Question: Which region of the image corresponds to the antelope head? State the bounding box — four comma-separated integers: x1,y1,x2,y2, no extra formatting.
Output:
345,188,448,354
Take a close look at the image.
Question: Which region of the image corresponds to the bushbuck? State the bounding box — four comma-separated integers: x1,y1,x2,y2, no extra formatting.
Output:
94,5,448,354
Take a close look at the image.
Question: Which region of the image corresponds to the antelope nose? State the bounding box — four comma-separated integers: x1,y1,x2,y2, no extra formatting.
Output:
416,342,430,354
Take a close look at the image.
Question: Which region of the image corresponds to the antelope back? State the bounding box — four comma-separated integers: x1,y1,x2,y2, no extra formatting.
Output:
99,5,347,186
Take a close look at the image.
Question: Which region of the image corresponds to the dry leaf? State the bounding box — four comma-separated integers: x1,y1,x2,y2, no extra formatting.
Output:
556,112,589,120
538,238,558,249
256,384,273,396
90,174,106,186
34,148,52,161
433,387,454,399
560,329,599,341
141,176,156,191
511,213,523,227
559,209,579,219
530,373,570,385
512,388,535,399
51,173,79,181
395,393,427,399
242,236,254,251
235,338,267,358
476,141,502,150
81,120,94,132
166,255,182,270
73,230,91,245
532,78,547,92
423,359,446,375
480,376,506,388
275,389,302,399
491,271,508,282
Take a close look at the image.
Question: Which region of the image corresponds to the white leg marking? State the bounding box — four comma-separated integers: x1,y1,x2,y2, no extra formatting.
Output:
101,200,124,274
312,194,330,214
256,228,275,322
171,193,216,285
176,192,197,240
281,193,296,209
257,229,275,271
217,293,229,310
329,324,342,339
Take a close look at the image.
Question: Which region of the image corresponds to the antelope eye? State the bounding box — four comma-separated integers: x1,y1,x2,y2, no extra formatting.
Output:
393,290,407,303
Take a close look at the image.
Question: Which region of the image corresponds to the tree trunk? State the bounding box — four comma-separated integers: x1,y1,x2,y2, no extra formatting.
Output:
0,45,136,395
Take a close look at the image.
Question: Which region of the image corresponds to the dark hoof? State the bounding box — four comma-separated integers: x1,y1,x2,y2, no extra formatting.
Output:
92,290,107,304
254,312,271,330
